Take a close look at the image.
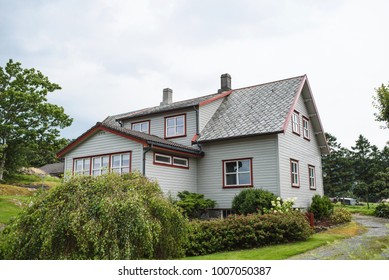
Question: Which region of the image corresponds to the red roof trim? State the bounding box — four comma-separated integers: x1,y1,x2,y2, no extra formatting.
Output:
199,90,232,106
56,123,148,158
282,75,307,133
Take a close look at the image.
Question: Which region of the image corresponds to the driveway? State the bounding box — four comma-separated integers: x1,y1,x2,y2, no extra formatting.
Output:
288,214,389,260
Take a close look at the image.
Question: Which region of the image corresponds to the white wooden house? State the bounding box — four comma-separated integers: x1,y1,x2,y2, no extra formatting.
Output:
57,74,329,209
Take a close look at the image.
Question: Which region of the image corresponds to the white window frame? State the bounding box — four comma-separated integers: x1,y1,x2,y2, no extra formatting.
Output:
223,158,252,188
291,111,300,135
154,153,172,165
131,121,150,134
165,114,185,138
111,153,131,175
154,153,189,169
302,117,310,140
309,165,316,189
92,156,109,176
290,159,300,187
74,158,90,175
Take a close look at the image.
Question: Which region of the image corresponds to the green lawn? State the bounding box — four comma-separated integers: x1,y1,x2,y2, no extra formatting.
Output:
184,221,364,260
0,195,33,224
334,203,378,216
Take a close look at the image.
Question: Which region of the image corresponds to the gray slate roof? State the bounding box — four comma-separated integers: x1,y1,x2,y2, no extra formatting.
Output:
198,76,305,142
101,118,202,155
40,162,65,175
115,92,220,120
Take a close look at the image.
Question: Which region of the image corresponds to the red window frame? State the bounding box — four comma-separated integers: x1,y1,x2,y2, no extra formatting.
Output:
164,113,186,139
131,120,151,134
308,165,316,190
153,152,189,169
302,116,310,140
291,111,300,136
222,158,253,189
290,159,300,188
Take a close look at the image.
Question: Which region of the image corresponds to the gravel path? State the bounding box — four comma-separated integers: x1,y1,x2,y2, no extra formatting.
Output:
288,214,389,260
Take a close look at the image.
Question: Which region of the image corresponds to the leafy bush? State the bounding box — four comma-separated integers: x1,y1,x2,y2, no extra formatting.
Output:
185,212,313,256
329,208,352,225
175,191,216,219
309,195,334,221
0,173,187,260
374,202,389,218
232,189,277,215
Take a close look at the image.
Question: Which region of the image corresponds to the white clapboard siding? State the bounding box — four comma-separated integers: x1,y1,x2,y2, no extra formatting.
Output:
64,130,144,176
277,92,324,208
197,135,279,209
199,98,224,133
144,152,197,196
122,109,197,147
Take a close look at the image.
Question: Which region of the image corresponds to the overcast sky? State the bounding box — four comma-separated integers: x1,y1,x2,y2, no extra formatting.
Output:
1,0,388,149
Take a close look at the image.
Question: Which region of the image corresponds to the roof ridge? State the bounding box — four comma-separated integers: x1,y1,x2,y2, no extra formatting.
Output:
230,74,306,92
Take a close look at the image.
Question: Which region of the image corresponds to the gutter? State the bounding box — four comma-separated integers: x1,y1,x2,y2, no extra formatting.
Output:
192,105,203,152
142,144,152,176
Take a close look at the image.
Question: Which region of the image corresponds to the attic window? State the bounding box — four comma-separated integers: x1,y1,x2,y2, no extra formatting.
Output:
291,111,300,135
302,117,310,140
154,153,189,169
165,114,186,138
290,159,300,187
131,121,150,134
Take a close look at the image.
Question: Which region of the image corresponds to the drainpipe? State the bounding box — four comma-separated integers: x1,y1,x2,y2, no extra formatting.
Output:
142,144,152,176
193,106,203,152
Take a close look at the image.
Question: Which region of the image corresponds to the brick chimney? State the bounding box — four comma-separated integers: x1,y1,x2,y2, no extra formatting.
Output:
160,88,173,106
218,73,231,93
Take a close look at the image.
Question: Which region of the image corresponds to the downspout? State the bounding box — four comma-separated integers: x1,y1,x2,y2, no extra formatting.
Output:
193,106,203,152
142,144,152,176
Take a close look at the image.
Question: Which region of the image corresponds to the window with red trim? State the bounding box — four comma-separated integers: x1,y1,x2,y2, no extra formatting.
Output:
73,152,131,176
154,153,189,169
131,121,150,134
308,165,316,189
291,111,300,135
165,114,185,138
302,117,310,140
290,159,300,187
223,158,252,188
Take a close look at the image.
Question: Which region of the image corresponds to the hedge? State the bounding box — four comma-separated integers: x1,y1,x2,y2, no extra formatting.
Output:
185,211,313,256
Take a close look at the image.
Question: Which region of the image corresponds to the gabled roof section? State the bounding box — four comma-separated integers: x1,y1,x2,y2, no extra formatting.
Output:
115,92,226,121
198,76,305,141
56,119,203,158
197,75,329,154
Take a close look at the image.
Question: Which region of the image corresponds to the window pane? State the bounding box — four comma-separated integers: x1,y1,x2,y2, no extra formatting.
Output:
75,160,83,171
112,155,121,167
226,174,237,185
102,156,109,168
225,162,237,173
167,127,175,136
176,125,184,135
122,154,130,166
93,158,101,169
84,159,90,170
238,160,250,172
141,123,148,132
167,118,175,127
133,124,140,131
121,167,130,174
155,154,171,163
173,157,188,166
239,173,250,185
176,116,184,125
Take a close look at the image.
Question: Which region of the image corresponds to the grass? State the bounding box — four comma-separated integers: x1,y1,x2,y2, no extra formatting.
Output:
0,195,33,224
184,221,364,260
334,203,378,216
4,173,62,188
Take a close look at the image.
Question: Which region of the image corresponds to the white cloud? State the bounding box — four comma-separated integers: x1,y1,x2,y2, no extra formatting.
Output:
0,0,388,148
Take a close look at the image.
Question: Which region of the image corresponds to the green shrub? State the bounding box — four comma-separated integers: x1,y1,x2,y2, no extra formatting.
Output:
175,191,216,219
185,212,313,256
0,173,187,260
329,208,352,225
309,195,334,221
232,189,277,215
374,202,389,218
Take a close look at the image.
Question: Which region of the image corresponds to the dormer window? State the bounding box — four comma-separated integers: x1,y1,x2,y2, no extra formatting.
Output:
165,114,186,138
131,121,150,134
291,111,300,135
